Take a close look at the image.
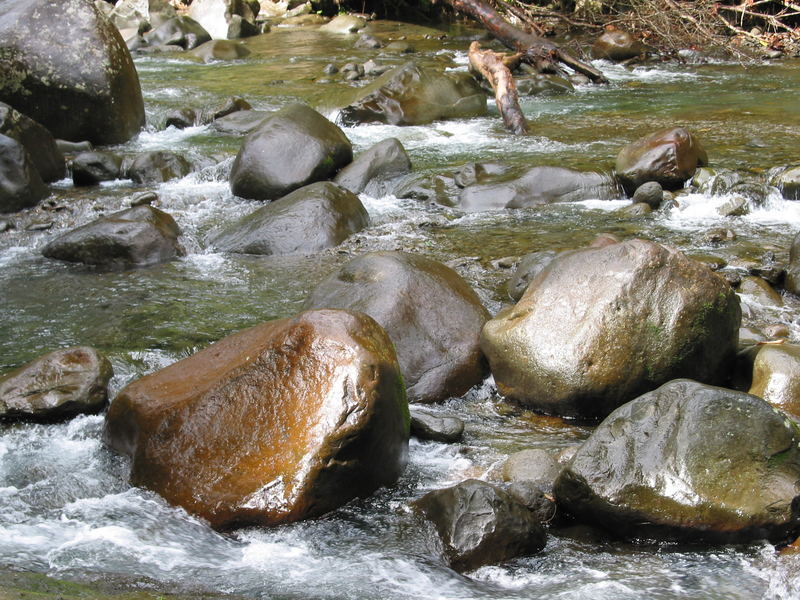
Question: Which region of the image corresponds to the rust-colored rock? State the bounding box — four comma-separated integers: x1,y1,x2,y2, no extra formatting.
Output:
105,309,409,530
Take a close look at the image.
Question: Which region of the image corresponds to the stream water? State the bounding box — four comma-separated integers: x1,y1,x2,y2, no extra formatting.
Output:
1,20,800,599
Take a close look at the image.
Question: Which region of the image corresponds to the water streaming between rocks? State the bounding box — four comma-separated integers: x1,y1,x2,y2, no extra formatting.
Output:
1,20,800,600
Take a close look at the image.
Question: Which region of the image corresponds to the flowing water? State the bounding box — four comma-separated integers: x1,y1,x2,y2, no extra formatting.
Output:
1,20,800,599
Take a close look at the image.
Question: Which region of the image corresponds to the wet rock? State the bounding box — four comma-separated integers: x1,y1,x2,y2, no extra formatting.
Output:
481,239,741,419
126,151,192,184
105,309,409,530
454,162,509,188
554,379,800,543
355,33,382,49
413,479,547,571
319,14,366,34
230,103,352,200
786,232,800,295
699,227,736,245
145,16,212,50
615,127,708,194
0,134,48,214
211,182,368,255
190,39,251,61
210,109,269,134
717,195,750,217
749,344,800,420
280,13,327,27
515,74,574,95
42,205,183,269
738,276,783,307
0,0,145,145
323,63,339,75
589,233,621,248
409,408,464,443
71,152,123,186
632,181,663,208
764,324,790,339
110,0,176,31
771,165,800,200
0,346,113,422
164,108,198,130
0,102,65,183
363,60,390,77
458,166,619,212
616,202,652,217
391,172,460,206
384,41,415,54
506,250,558,301
130,191,157,206
305,251,490,404
56,140,93,155
592,29,645,61
333,138,411,195
505,480,557,523
212,96,252,120
501,449,561,486
338,62,486,126
188,0,259,40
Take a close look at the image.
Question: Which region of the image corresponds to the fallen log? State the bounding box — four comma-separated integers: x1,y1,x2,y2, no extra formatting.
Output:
446,0,609,84
468,41,528,135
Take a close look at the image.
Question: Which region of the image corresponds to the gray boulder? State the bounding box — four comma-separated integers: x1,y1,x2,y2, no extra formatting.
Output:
211,182,369,255
333,138,411,195
0,133,48,213
458,166,619,212
481,239,741,419
71,151,122,186
0,346,113,422
125,151,192,184
506,250,558,301
0,0,145,145
305,251,490,404
109,0,176,30
0,102,65,183
145,16,212,49
190,39,251,61
770,165,800,200
413,479,546,572
42,205,184,269
554,379,800,543
409,408,464,443
338,62,486,126
230,103,352,200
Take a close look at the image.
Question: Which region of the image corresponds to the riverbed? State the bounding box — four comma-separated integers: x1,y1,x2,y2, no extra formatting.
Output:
1,20,800,600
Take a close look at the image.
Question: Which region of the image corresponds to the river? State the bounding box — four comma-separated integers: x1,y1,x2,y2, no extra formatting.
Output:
1,19,799,600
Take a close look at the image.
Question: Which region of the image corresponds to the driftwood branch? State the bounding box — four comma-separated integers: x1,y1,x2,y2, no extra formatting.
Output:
468,41,528,135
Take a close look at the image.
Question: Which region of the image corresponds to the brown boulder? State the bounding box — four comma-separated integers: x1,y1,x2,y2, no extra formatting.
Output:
592,29,645,62
481,239,740,419
615,127,708,194
104,309,409,530
749,343,800,420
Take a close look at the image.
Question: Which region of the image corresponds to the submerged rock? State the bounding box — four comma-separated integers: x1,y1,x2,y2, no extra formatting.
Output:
749,343,800,420
615,127,708,194
333,138,411,195
0,0,145,145
413,479,546,571
409,408,464,443
230,103,352,200
211,182,369,255
0,102,65,183
305,251,489,404
0,134,48,213
481,239,740,419
337,62,486,126
458,166,619,212
0,347,113,422
105,309,409,530
42,205,184,269
554,379,800,543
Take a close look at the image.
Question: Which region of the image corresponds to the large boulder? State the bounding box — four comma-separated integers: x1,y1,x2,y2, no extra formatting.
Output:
615,127,708,194
230,103,352,200
0,0,145,145
333,138,412,196
0,133,47,213
104,309,409,530
0,102,65,183
786,231,800,295
481,239,740,419
413,479,546,571
458,166,619,212
144,16,212,49
749,344,800,420
305,251,490,404
554,379,800,543
42,205,184,269
591,29,645,61
0,347,113,422
210,182,369,255
337,63,487,127
187,0,258,40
